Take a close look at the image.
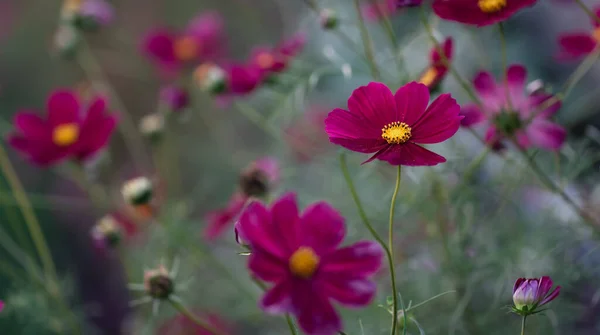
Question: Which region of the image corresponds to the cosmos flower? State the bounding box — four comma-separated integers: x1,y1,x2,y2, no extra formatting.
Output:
204,157,279,241
325,82,462,166
512,276,560,316
143,12,225,74
556,6,600,60
8,90,117,167
237,193,383,335
419,37,454,92
459,64,566,151
158,311,232,335
249,46,287,75
432,0,538,26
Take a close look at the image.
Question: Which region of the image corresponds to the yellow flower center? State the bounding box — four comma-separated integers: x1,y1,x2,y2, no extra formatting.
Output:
289,247,320,279
478,0,506,13
418,68,438,88
52,123,80,146
382,121,412,144
256,52,275,69
593,28,600,43
174,36,200,61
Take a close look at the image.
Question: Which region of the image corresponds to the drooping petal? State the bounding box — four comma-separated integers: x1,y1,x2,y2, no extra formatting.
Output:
299,202,345,255
556,33,597,61
8,135,70,167
324,108,381,140
204,193,247,241
292,281,342,335
260,281,293,313
248,251,288,283
394,82,430,126
536,276,554,301
47,90,81,126
526,120,567,151
376,142,446,166
348,82,398,128
459,104,486,127
539,286,561,306
322,241,383,278
321,277,376,307
410,93,462,144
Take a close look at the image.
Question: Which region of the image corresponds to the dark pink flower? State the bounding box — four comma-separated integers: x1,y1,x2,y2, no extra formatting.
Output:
325,82,462,166
204,157,280,241
238,193,383,335
512,276,560,316
158,311,233,335
362,0,399,21
142,12,225,74
223,63,264,95
419,37,454,91
160,85,189,112
250,47,287,74
433,0,538,26
8,90,118,167
556,7,600,60
277,33,306,59
459,64,566,151
0,300,4,312
284,107,330,162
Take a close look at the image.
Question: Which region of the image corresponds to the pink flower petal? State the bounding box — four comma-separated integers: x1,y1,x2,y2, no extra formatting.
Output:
0,300,4,312
324,108,381,140
410,93,462,144
506,64,528,107
556,33,597,61
270,193,300,252
459,104,486,127
13,112,50,140
348,82,397,129
540,286,560,306
260,281,293,314
299,202,345,254
473,71,497,97
77,98,117,161
527,94,561,119
292,282,342,335
238,201,288,260
254,157,280,184
248,251,288,283
376,142,446,166
321,278,376,307
394,82,430,126
322,241,383,278
484,125,504,147
47,90,81,126
204,193,247,240
526,120,567,151
537,276,554,300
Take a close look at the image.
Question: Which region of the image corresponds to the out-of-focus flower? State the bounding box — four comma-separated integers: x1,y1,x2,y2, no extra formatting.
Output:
526,79,545,95
53,24,81,57
121,176,153,206
556,7,600,61
432,0,538,26
419,38,453,92
61,0,114,30
249,47,287,76
238,193,383,335
139,113,165,140
160,85,189,113
512,276,560,316
143,12,225,74
0,300,4,312
8,90,117,167
277,33,306,59
144,265,174,300
396,0,423,7
204,157,279,241
91,214,124,250
284,107,330,162
320,9,339,30
362,0,399,21
220,63,264,96
459,64,566,151
158,311,233,335
325,82,462,166
193,63,227,94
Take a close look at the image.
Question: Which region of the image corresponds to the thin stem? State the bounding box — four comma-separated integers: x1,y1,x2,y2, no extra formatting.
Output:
520,316,527,335
498,23,513,111
168,298,227,335
368,0,406,77
575,0,600,25
339,153,398,335
388,166,402,335
352,0,382,81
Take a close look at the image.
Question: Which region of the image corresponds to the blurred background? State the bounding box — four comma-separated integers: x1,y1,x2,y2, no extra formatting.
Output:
1,0,600,334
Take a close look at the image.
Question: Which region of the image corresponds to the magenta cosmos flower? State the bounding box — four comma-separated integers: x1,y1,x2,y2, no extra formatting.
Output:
325,82,462,166
433,0,538,26
512,276,560,316
556,7,600,60
204,157,279,240
419,37,453,91
143,12,225,74
8,90,118,167
237,193,383,335
459,64,566,150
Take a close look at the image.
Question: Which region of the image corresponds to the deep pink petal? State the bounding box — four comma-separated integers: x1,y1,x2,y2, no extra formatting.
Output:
248,251,288,283
143,29,177,65
394,82,430,126
238,201,287,260
270,193,300,251
292,282,342,335
556,34,597,61
204,193,247,241
484,125,504,147
473,71,497,96
513,278,526,294
47,90,81,126
322,241,383,278
324,108,381,140
515,130,531,149
376,142,446,166
13,112,49,140
506,64,528,107
348,82,397,128
410,93,462,144
321,277,376,307
329,137,388,154
432,0,537,26
8,135,71,167
299,202,345,254
260,281,293,313
526,120,567,151
460,104,486,127
536,276,554,300
76,114,117,161
540,286,560,306
528,94,561,119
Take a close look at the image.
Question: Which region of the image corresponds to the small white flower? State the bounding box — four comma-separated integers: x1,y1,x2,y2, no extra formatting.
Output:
139,113,164,138
121,177,153,205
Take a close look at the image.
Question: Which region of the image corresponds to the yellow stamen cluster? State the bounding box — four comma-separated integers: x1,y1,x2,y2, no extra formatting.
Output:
174,36,200,61
382,121,412,144
52,123,80,146
478,0,507,13
289,247,320,279
418,68,438,88
256,52,275,69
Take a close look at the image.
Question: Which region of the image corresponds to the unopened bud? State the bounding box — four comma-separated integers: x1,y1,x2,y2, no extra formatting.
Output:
526,79,545,95
320,9,339,30
139,113,164,140
121,177,153,205
91,215,123,248
143,265,174,299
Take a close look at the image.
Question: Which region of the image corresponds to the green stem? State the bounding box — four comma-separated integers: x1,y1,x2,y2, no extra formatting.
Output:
388,165,402,334
339,153,398,335
574,0,600,25
169,298,227,335
498,23,513,111
520,316,527,335
352,0,382,81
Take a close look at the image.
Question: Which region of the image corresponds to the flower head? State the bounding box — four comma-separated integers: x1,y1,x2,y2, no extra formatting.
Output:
160,85,189,112
432,0,538,26
144,265,174,300
325,82,462,166
139,113,165,140
8,90,117,167
91,214,124,249
556,7,600,61
277,33,306,59
238,193,383,335
121,176,153,206
512,276,560,316
320,9,339,30
419,38,454,92
143,12,225,74
250,47,287,75
459,64,566,151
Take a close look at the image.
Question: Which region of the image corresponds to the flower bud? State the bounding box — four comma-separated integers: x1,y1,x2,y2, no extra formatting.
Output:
139,113,164,140
91,215,123,248
512,276,560,315
160,86,189,113
143,265,174,299
121,177,153,206
194,63,227,94
320,9,339,30
239,169,269,198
